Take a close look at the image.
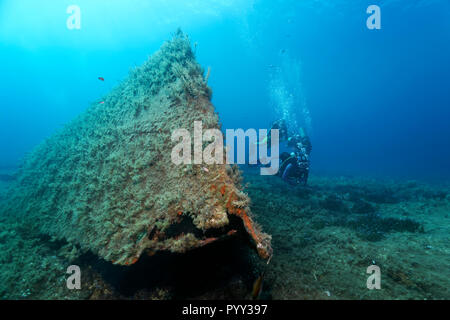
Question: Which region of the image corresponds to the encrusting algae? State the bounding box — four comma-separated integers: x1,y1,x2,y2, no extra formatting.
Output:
0,30,272,266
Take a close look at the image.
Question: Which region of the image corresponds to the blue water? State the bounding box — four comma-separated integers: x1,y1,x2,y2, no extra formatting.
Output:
1,0,449,181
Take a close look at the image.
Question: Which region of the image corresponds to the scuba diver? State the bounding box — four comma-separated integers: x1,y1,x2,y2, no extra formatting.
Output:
268,118,289,143
268,119,312,186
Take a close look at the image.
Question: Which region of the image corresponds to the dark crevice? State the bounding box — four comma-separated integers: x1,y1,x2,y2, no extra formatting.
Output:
79,214,257,299
83,231,256,299
161,214,247,241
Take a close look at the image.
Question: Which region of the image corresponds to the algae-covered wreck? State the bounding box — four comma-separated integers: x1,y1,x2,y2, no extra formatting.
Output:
1,30,272,266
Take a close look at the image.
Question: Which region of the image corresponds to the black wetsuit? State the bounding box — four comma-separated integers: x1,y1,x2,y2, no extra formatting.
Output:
267,120,312,186
280,135,311,186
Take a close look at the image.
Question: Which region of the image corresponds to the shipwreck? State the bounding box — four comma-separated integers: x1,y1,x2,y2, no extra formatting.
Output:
1,30,272,266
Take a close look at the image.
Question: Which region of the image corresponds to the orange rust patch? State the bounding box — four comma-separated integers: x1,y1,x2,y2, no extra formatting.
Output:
240,211,260,243
225,191,236,213
227,201,261,245
200,237,218,246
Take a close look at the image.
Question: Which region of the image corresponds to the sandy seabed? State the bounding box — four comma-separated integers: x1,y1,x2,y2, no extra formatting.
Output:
0,166,448,300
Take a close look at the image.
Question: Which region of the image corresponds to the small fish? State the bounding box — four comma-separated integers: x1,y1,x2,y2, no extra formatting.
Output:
252,254,272,300
252,271,265,300
98,77,105,81
99,101,105,104
202,167,209,173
